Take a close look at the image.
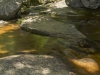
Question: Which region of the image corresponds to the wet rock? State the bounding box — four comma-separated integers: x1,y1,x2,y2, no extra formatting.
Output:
21,14,86,39
0,0,23,20
0,54,76,75
65,0,100,9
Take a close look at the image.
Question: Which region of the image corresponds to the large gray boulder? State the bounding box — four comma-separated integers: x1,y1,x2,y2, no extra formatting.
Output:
0,54,76,75
65,0,100,9
81,0,100,9
21,14,86,39
0,0,23,20
65,0,84,9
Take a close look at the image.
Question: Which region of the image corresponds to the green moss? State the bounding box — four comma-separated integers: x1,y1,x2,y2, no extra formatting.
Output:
17,18,24,24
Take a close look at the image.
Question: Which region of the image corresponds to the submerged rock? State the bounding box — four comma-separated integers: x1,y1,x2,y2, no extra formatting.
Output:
71,58,100,75
0,54,76,75
0,0,23,20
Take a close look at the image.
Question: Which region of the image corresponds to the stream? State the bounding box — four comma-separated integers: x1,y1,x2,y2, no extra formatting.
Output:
0,0,100,74
0,21,100,75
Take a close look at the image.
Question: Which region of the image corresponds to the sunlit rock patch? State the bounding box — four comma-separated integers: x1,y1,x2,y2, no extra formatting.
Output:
0,54,76,75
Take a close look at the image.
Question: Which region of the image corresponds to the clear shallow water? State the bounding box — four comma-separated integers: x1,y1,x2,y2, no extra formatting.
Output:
0,23,71,57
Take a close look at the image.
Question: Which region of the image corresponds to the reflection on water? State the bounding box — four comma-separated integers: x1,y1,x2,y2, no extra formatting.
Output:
76,23,100,41
1,23,100,75
0,23,68,57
